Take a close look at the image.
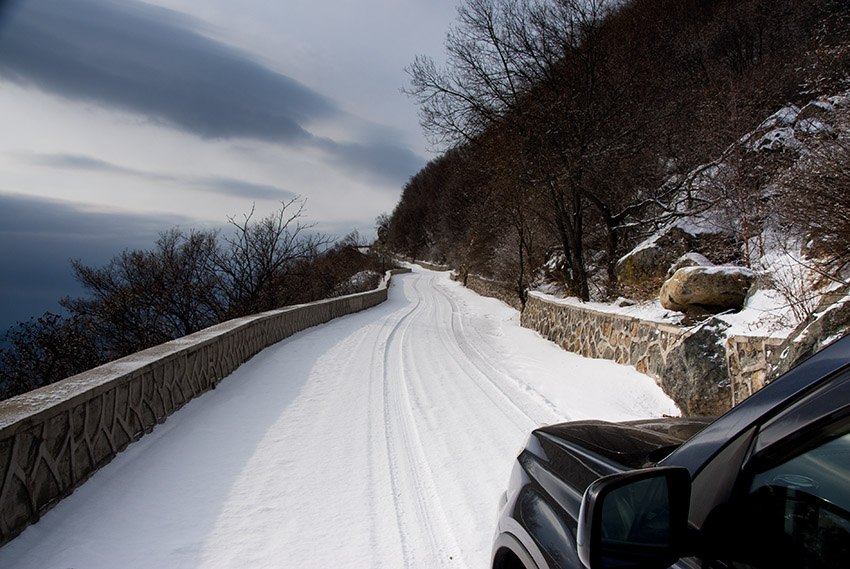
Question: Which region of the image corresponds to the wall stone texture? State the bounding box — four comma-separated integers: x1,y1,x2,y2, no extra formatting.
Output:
522,292,685,378
455,274,523,311
520,292,784,417
725,335,786,406
0,269,410,547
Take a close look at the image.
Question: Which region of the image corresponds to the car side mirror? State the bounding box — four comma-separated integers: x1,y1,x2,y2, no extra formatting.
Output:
577,466,691,569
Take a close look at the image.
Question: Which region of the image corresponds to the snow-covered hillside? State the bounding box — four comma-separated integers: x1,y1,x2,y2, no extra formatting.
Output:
574,90,850,341
0,267,677,569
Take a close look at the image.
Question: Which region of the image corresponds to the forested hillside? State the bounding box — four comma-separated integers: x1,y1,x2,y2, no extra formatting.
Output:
384,0,850,308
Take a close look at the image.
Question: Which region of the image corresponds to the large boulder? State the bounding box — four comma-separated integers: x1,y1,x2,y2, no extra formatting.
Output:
615,227,691,284
667,252,713,277
661,319,732,416
616,226,739,289
660,266,755,312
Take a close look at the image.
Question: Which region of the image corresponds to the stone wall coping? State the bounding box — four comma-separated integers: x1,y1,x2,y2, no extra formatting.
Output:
395,257,451,272
0,269,408,433
527,290,791,346
0,268,410,547
526,291,685,335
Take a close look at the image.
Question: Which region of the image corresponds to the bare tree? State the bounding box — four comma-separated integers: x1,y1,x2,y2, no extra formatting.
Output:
778,129,850,275
215,198,330,316
0,313,103,400
406,0,622,299
64,228,223,356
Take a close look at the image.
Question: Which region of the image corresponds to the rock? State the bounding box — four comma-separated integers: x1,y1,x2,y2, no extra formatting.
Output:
794,100,837,138
660,266,756,312
616,227,693,284
616,226,739,289
769,284,850,379
661,319,731,416
667,252,713,277
796,100,835,123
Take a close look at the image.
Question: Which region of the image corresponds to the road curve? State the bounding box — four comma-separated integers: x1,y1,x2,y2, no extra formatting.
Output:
0,266,677,569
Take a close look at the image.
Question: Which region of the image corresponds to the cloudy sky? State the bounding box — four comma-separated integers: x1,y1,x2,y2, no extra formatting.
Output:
0,0,459,330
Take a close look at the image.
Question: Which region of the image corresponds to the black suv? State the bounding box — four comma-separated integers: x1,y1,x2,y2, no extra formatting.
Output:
492,334,850,569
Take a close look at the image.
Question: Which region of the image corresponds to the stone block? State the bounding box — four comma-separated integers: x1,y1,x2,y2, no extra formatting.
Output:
660,266,755,313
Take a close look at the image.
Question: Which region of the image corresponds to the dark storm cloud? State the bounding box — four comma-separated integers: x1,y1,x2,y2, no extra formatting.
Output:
0,0,329,141
316,137,425,186
20,152,296,200
0,192,200,332
0,0,426,187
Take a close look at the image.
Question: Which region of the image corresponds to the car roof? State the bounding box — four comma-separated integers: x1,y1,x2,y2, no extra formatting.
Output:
661,333,850,476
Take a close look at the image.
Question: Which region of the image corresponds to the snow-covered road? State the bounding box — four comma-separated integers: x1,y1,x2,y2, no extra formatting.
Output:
0,267,678,569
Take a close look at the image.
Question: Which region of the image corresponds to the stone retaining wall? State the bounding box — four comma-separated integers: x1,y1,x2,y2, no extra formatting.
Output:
521,292,782,416
521,293,687,378
725,335,786,406
0,269,410,547
455,274,523,311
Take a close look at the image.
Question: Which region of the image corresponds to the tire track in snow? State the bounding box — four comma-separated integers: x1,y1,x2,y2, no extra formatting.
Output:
363,292,418,565
414,272,548,431
390,270,547,565
380,274,471,569
431,277,566,426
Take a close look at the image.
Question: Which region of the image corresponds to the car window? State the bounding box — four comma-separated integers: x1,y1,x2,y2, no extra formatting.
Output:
728,429,850,569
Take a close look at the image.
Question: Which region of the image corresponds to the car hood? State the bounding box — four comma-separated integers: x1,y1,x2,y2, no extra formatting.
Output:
527,417,713,495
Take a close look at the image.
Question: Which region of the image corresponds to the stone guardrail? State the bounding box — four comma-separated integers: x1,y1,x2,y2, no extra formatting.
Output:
392,255,450,272
521,291,686,380
0,269,411,547
520,292,783,417
454,274,523,311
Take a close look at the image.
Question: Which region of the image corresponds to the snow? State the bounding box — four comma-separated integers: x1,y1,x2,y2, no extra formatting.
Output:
795,118,834,136
678,265,755,277
760,104,800,129
676,252,712,267
0,266,678,569
714,287,796,337
533,249,808,339
528,290,683,325
752,126,802,152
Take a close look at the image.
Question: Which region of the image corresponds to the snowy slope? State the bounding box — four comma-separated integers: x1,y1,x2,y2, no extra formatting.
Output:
0,266,677,569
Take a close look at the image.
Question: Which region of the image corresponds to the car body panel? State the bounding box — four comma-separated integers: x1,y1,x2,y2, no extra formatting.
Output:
493,335,850,569
494,418,713,569
660,338,850,476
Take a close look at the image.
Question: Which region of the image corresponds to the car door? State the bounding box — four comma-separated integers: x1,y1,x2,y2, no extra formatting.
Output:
697,367,850,569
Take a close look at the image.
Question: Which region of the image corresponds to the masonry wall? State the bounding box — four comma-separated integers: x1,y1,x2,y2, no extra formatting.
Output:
520,292,781,415
521,293,687,378
725,335,786,406
456,274,523,311
0,269,410,547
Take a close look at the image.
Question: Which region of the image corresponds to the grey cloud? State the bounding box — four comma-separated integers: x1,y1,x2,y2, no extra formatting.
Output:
0,0,331,141
0,0,428,187
198,177,296,201
20,152,296,201
27,154,139,175
315,137,426,186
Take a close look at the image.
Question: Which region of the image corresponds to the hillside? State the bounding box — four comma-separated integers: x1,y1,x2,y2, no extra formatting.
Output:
384,0,850,346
